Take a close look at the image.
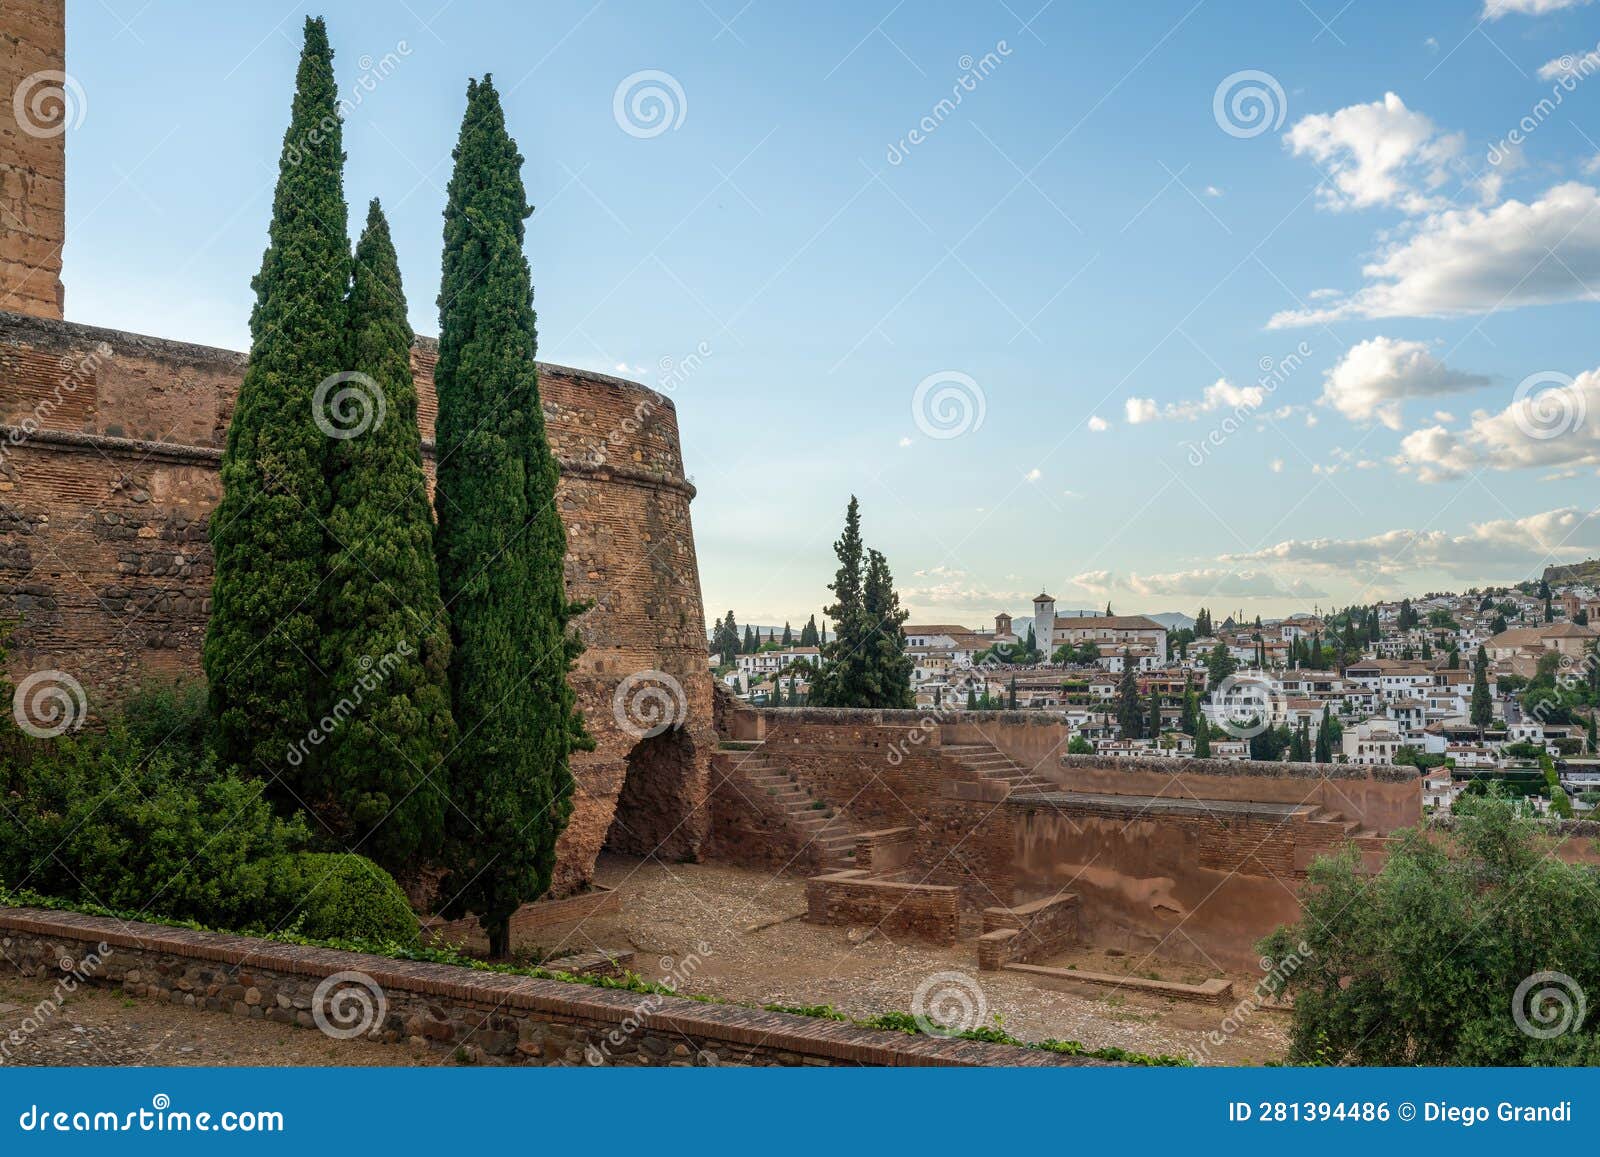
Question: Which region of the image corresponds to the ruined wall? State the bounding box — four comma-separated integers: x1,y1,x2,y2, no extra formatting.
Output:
709,708,1421,970
0,308,716,895
0,0,66,319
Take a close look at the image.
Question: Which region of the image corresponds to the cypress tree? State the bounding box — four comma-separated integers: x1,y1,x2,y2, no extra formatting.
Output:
863,546,914,708
433,77,591,957
1116,661,1141,739
1314,706,1332,763
314,199,457,870
1471,645,1493,731
205,18,349,785
782,621,792,647
1194,720,1212,758
813,497,871,707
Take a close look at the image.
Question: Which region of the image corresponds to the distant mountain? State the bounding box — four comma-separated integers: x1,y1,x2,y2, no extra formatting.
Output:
1147,611,1195,631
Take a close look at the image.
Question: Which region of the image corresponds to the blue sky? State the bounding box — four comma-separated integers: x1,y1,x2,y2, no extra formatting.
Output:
60,0,1600,629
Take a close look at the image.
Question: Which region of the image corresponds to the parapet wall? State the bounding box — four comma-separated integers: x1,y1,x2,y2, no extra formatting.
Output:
0,907,1093,1066
1054,754,1419,835
0,309,716,895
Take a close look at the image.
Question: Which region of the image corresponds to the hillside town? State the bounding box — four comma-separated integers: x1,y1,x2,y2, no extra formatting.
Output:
713,575,1600,820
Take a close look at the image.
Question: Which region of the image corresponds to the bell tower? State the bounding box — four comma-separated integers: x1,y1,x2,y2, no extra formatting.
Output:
0,0,68,318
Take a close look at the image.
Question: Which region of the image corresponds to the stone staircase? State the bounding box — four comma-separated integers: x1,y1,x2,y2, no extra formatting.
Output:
729,748,857,870
942,743,1054,795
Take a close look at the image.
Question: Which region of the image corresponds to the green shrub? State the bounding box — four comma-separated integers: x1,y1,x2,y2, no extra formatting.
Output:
119,679,209,763
267,852,417,944
0,732,306,931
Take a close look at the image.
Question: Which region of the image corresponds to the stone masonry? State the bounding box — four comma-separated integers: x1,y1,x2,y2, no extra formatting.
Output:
0,0,66,319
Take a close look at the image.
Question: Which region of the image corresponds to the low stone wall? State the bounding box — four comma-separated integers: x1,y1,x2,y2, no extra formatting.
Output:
804,871,961,945
977,894,1079,970
853,827,915,872
0,908,1095,1066
1055,754,1420,835
420,887,621,951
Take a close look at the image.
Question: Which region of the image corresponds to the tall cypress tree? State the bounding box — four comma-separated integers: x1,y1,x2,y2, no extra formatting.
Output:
1116,661,1141,739
1314,706,1332,763
205,18,348,785
314,199,457,871
1471,645,1493,731
434,77,591,957
813,497,870,707
863,547,914,708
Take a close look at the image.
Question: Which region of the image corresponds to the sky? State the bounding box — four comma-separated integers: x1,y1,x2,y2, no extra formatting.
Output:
57,0,1600,630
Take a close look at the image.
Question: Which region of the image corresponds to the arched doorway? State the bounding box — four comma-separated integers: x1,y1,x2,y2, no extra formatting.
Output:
602,725,703,863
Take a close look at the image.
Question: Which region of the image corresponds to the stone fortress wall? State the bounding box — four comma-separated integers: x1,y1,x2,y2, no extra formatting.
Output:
0,0,716,896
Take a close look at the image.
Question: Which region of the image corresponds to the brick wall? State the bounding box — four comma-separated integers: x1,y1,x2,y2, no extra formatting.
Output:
803,871,961,945
0,309,717,897
0,907,1098,1066
0,0,66,319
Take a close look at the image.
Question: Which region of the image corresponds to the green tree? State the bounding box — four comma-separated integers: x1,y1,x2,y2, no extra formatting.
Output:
1116,661,1142,739
812,497,870,707
1471,644,1493,730
862,546,914,708
799,615,819,647
1067,733,1094,755
1147,687,1162,738
1260,793,1600,1065
433,77,592,958
205,18,348,784
1314,706,1332,763
314,199,457,870
781,621,792,647
1194,720,1212,758
1206,641,1236,686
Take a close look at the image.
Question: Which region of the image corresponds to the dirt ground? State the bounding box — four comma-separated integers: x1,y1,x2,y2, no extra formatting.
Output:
0,974,439,1067
526,855,1289,1065
0,855,1289,1066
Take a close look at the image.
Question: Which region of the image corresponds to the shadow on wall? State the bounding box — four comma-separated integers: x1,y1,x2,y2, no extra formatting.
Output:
604,726,703,863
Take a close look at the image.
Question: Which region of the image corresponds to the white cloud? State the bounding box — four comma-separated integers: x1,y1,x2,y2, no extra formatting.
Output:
1537,49,1600,80
1270,458,1284,473
1204,185,1223,197
1227,506,1600,580
1269,183,1600,327
1393,366,1600,481
898,436,913,447
1125,378,1267,424
1087,416,1109,432
1485,0,1592,19
1025,468,1042,481
901,566,1032,615
1319,337,1490,429
1069,567,1325,601
1284,92,1463,214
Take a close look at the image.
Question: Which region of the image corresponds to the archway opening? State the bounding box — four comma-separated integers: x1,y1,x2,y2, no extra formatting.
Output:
603,725,700,863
